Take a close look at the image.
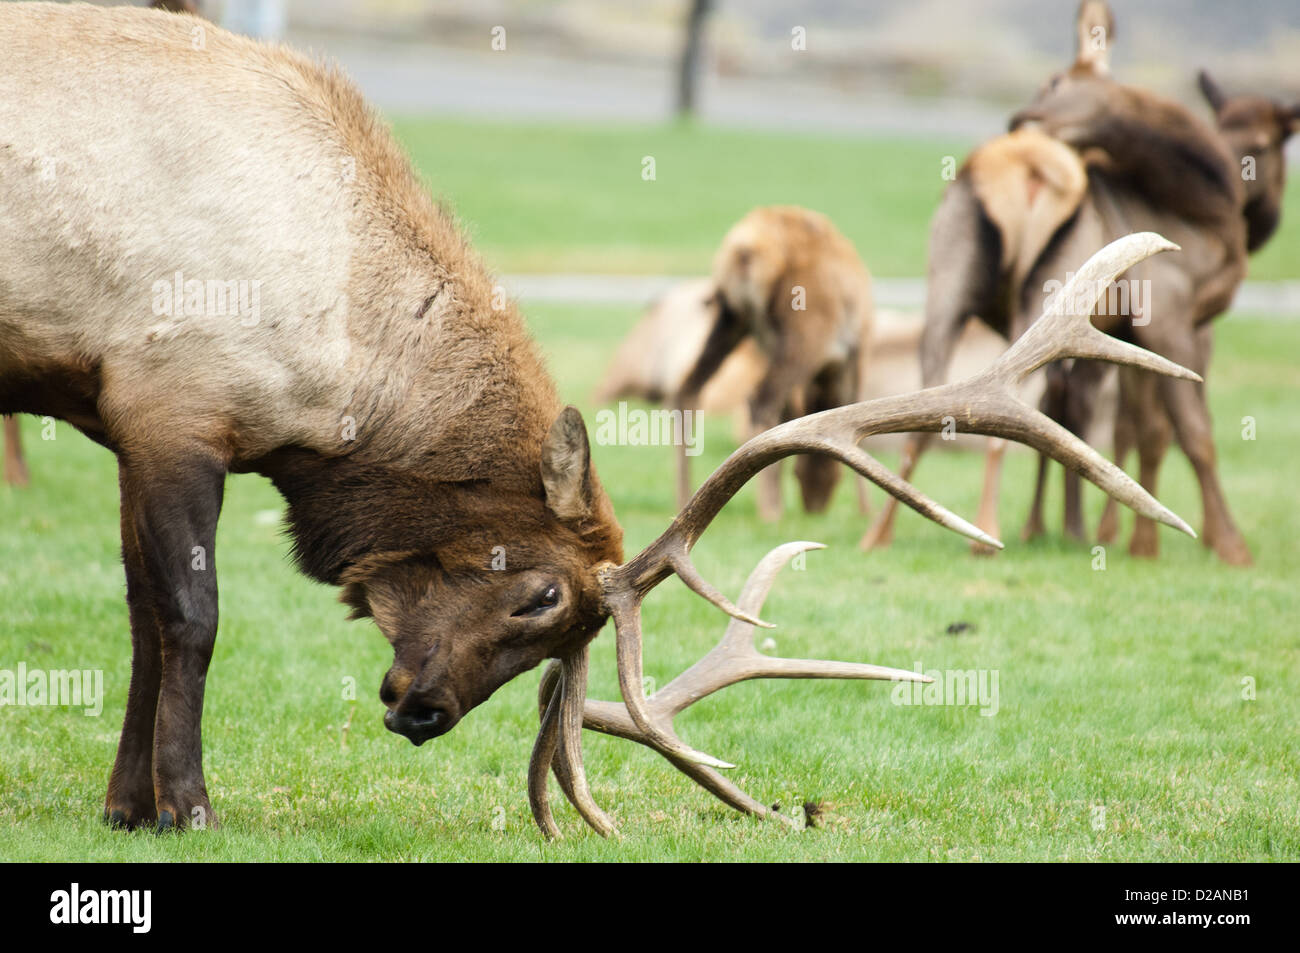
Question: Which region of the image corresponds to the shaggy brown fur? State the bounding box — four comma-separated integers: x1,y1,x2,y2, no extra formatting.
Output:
0,4,622,830
674,206,874,519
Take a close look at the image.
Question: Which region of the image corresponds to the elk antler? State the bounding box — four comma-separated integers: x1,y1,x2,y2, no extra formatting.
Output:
533,232,1198,837
529,540,932,835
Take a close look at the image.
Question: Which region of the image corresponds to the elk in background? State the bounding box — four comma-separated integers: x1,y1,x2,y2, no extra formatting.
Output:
1009,48,1296,563
1090,71,1298,550
862,0,1288,565
594,277,765,423
857,123,1089,553
674,206,873,519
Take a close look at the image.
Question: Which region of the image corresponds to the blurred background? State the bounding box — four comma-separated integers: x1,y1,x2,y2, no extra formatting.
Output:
75,0,1299,297
134,1,1300,138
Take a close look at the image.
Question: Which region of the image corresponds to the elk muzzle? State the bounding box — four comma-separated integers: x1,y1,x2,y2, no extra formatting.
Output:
383,705,453,746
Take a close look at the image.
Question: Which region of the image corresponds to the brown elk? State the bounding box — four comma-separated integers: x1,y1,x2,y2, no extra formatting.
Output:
1090,72,1298,550
594,277,765,418
861,3,1290,566
673,206,874,520
1,5,1194,836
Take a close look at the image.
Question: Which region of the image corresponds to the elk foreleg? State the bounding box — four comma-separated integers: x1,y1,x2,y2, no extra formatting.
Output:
1097,368,1138,544
1127,370,1172,558
748,351,822,522
104,477,164,830
1021,361,1069,541
114,451,226,831
1153,329,1250,564
794,360,856,513
674,305,746,508
1059,359,1111,541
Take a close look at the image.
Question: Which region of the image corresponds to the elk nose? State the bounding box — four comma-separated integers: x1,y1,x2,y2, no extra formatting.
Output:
383,706,449,746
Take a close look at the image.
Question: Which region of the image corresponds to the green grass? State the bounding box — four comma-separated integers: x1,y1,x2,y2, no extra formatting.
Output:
1,118,1298,860
1,307,1297,861
389,116,1300,281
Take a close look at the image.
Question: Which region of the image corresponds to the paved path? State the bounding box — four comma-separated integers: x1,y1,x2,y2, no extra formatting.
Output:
503,274,1300,317
290,28,1009,141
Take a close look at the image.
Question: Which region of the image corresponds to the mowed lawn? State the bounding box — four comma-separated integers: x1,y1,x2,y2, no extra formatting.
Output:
1,119,1298,861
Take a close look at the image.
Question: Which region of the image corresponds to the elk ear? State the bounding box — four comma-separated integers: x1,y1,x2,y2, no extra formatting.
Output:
1074,0,1113,75
541,406,593,522
1198,70,1227,113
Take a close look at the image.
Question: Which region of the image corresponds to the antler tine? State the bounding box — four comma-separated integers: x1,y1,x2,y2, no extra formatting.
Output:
570,542,930,832
985,232,1201,387
555,648,617,836
597,232,1197,791
530,652,617,839
718,541,825,651
528,672,563,839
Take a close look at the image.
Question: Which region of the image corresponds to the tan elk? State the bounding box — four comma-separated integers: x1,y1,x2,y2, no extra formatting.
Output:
862,2,1288,566
674,206,874,519
1,5,1194,836
0,0,206,492
594,277,765,419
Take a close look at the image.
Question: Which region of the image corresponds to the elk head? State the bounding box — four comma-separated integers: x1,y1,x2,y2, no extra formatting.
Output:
1198,69,1300,251
527,233,1202,837
337,410,623,745
1020,0,1115,122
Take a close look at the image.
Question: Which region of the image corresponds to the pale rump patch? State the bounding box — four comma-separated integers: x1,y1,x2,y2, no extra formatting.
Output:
967,128,1088,287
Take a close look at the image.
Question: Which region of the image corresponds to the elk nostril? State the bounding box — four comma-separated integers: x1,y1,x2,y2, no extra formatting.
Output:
408,706,445,729
383,706,449,746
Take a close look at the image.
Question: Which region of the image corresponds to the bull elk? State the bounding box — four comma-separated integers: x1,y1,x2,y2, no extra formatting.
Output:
861,1,1290,566
2,5,1193,836
673,206,874,520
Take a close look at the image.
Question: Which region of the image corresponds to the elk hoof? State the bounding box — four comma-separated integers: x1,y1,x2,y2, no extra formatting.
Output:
1128,533,1159,559
858,522,893,550
103,800,157,831
153,797,217,833
1208,535,1253,567
1096,512,1119,544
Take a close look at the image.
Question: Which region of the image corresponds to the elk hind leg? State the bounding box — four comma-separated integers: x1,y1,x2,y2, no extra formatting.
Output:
1097,369,1138,544
1127,372,1171,558
971,437,1005,556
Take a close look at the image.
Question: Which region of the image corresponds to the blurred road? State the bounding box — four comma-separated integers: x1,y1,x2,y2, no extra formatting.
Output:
291,29,1009,140
502,274,1300,316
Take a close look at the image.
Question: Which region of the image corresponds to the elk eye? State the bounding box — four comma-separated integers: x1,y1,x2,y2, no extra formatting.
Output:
514,584,560,617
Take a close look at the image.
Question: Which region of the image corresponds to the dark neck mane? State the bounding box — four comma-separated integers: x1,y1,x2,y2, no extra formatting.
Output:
252,447,547,584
